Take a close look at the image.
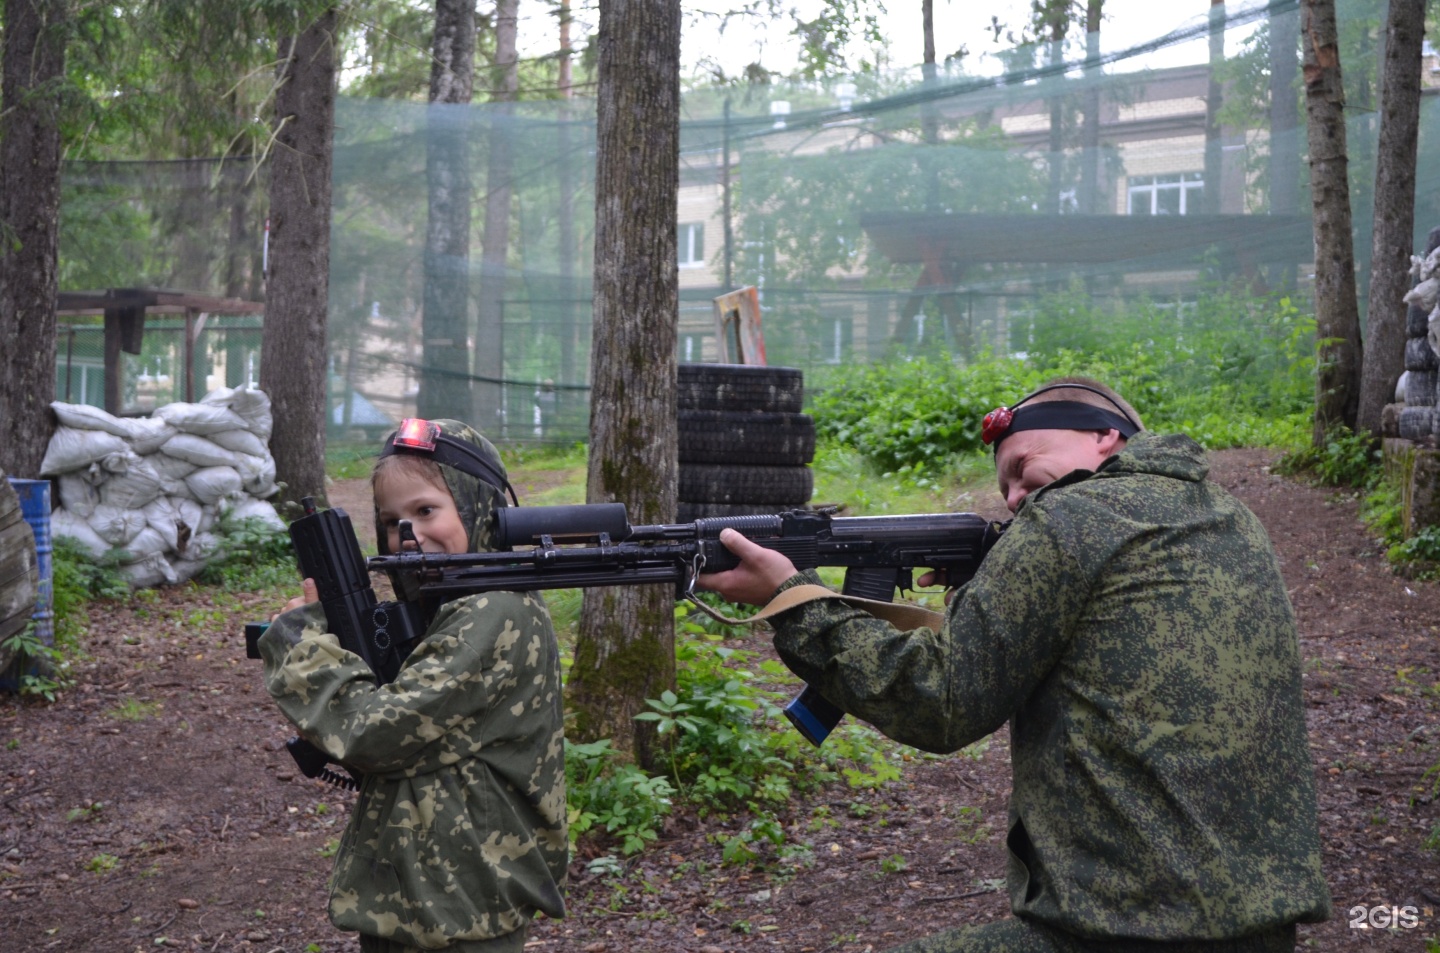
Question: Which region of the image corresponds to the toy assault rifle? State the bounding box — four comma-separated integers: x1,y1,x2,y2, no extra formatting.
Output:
244,497,425,790
367,503,1008,746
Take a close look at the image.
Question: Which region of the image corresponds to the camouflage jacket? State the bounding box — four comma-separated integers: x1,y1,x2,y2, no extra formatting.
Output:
260,590,568,948
770,432,1332,940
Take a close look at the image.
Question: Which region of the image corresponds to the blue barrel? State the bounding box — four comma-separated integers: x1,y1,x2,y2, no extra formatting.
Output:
7,478,52,649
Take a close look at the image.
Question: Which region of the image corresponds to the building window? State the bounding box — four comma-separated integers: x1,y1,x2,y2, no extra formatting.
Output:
678,222,705,267
1126,173,1204,215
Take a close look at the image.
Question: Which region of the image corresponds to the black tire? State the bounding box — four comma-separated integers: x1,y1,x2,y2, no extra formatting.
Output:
678,410,815,465
1405,336,1438,372
1407,303,1431,338
1406,370,1438,406
677,363,804,414
679,464,813,505
1400,405,1434,440
676,502,805,522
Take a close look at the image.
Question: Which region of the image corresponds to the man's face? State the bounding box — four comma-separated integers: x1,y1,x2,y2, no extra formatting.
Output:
375,469,470,555
994,428,1122,513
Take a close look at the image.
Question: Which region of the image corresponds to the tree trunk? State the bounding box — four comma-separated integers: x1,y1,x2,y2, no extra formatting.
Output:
1078,0,1103,215
1301,0,1363,445
1268,0,1301,290
1204,0,1225,215
569,0,680,768
1357,0,1425,438
418,0,477,420
0,0,66,479
1046,14,1067,212
260,7,336,509
472,0,519,436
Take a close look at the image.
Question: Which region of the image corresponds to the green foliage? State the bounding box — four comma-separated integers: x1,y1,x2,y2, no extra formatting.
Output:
84,853,119,874
807,291,1316,475
196,514,297,591
2,622,68,702
1274,426,1383,491
564,739,675,856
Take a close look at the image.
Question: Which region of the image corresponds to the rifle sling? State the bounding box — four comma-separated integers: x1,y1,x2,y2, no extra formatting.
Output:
688,583,946,632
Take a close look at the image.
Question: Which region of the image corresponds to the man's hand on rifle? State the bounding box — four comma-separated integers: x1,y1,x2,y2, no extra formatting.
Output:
697,528,800,607
272,577,320,622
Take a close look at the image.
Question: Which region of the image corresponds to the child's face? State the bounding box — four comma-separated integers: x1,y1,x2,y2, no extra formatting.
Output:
375,469,470,555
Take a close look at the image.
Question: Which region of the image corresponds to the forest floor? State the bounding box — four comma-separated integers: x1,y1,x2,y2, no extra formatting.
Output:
3,448,1440,952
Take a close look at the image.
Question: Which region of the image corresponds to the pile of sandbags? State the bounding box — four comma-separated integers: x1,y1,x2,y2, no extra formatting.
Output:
40,386,286,588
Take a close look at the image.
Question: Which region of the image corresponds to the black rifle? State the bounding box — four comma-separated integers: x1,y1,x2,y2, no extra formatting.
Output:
367,503,1007,745
245,497,425,789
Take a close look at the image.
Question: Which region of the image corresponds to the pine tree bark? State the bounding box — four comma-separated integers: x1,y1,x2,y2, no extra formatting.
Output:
260,7,337,508
418,0,477,420
0,0,66,478
568,0,680,768
1078,0,1103,215
1356,0,1425,438
472,0,519,435
1301,0,1362,445
1203,0,1225,215
1268,0,1302,290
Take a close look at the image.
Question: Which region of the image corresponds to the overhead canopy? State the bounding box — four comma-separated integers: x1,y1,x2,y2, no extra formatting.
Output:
55,288,264,413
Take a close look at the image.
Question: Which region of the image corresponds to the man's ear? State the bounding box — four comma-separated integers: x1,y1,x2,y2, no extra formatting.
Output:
1095,428,1126,457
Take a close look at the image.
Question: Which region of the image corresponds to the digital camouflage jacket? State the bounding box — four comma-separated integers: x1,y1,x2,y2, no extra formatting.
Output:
769,432,1332,940
260,420,567,949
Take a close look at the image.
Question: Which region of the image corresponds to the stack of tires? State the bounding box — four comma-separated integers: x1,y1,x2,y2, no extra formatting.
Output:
676,364,815,522
1400,226,1440,441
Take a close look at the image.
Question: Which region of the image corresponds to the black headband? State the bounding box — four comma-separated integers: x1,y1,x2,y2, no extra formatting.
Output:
379,430,518,506
989,383,1142,452
998,401,1140,447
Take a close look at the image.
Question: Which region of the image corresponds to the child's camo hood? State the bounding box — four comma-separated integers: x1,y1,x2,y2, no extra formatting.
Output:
373,418,510,556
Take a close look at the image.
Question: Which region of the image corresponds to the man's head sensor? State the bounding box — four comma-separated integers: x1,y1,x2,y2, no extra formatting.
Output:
380,418,518,505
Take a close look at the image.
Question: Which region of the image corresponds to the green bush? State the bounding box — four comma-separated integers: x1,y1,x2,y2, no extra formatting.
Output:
196,514,297,591
806,291,1317,474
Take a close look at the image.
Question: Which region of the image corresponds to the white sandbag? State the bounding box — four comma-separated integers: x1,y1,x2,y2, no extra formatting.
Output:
225,386,273,439
56,473,100,518
40,427,128,476
98,450,136,475
222,497,287,533
209,427,269,458
125,416,178,455
116,527,169,563
161,433,240,469
119,552,177,589
87,504,147,547
198,502,220,533
98,455,164,510
185,466,243,505
148,452,198,481
235,453,278,499
183,531,225,561
169,558,208,585
50,401,132,437
200,386,236,407
170,496,203,534
1430,306,1440,360
156,401,248,436
141,497,182,552
1407,276,1440,314
50,507,111,558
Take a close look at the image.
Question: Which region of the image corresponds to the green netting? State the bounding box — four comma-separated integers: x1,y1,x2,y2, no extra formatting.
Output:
55,0,1440,444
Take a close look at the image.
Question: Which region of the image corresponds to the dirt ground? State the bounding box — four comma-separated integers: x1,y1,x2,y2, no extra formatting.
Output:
3,448,1440,952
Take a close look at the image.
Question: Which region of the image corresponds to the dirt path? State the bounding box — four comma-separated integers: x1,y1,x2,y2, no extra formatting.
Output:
2,448,1438,951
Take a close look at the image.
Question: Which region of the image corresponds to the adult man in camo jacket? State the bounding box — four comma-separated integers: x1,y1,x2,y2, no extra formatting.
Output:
260,420,567,952
702,379,1331,952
